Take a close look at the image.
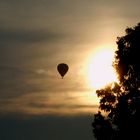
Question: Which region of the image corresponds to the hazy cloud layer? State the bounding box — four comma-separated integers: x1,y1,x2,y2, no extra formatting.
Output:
0,29,66,45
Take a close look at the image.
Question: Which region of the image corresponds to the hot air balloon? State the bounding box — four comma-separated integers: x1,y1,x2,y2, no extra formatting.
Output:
57,63,69,79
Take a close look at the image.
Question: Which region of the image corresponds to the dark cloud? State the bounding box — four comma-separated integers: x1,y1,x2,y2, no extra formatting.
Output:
0,114,95,140
0,28,65,46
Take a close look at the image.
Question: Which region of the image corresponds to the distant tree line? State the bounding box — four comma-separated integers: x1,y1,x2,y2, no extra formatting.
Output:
92,23,140,140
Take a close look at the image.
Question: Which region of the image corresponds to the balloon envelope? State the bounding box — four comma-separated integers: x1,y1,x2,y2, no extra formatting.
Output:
57,63,69,78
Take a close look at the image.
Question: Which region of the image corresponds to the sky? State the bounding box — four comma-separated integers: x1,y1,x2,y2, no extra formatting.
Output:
0,0,140,140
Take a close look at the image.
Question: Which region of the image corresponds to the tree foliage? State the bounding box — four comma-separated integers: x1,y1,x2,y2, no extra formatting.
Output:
92,23,140,140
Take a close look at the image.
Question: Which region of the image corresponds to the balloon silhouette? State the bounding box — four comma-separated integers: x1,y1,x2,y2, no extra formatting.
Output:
57,63,69,79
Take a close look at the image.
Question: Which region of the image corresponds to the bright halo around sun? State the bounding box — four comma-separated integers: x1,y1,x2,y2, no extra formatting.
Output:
86,47,118,89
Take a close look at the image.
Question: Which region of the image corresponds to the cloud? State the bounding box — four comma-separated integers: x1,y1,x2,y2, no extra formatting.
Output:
0,28,65,46
0,89,98,117
29,102,98,110
0,115,95,140
0,65,47,99
35,69,55,78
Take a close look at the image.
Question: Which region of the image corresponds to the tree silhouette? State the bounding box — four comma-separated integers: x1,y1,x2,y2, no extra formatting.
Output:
92,23,140,140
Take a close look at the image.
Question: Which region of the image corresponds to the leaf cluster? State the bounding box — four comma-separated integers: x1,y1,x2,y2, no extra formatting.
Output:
92,23,140,140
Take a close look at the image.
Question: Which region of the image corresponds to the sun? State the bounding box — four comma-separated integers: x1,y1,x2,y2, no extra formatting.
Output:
86,47,118,89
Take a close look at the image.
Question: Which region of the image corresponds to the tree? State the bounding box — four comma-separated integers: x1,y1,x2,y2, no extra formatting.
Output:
92,23,140,140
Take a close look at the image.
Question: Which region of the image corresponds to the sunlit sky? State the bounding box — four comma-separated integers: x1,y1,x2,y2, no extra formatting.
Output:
0,0,140,139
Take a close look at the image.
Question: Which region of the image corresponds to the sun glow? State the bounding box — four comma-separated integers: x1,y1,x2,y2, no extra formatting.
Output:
86,47,118,89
